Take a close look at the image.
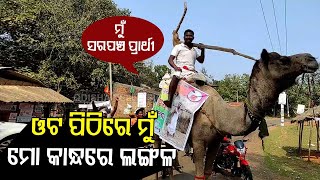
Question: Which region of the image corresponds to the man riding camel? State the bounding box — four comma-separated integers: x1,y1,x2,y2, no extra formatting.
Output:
163,29,205,108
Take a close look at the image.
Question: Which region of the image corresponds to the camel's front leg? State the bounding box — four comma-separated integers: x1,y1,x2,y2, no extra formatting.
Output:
192,139,206,180
191,111,213,180
204,137,223,179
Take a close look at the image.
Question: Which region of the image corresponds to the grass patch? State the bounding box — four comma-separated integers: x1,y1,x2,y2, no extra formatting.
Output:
263,124,320,180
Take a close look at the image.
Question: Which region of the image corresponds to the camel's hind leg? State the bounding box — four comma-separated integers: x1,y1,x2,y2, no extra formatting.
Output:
192,139,206,180
204,137,223,179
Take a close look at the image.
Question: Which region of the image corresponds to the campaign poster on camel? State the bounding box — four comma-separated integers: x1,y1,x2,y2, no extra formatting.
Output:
153,99,170,135
154,80,209,151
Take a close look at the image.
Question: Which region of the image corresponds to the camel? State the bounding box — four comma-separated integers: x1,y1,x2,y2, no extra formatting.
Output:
155,49,319,180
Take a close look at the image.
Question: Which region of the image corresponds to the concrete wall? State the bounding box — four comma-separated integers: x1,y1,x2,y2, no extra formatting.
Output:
111,82,160,118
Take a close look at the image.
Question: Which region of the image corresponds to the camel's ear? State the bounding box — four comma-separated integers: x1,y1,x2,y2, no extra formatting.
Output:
261,49,269,62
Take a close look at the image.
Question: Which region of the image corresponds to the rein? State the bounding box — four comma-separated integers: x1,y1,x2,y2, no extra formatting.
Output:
243,94,268,150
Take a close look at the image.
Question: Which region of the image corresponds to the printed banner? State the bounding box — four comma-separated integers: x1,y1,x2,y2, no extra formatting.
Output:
34,104,43,113
154,80,209,151
16,116,32,123
137,92,147,108
78,101,111,110
19,103,34,109
19,108,34,116
9,112,18,120
0,104,17,111
153,99,170,135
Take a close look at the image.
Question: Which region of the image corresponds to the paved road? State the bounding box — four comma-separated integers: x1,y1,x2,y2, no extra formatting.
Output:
143,151,239,180
143,118,288,180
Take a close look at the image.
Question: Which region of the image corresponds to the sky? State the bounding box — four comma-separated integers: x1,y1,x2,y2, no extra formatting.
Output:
113,0,319,80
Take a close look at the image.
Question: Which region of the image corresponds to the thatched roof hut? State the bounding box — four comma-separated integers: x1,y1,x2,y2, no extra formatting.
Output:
292,105,320,122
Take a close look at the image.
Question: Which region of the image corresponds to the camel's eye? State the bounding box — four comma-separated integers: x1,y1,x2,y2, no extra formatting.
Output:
279,57,290,65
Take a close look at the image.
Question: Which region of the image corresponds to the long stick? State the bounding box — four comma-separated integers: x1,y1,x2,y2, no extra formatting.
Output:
171,2,257,61
193,43,258,61
172,1,187,46
175,1,187,33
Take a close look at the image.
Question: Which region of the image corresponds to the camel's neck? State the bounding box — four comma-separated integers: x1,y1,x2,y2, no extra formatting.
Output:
247,72,294,117
221,73,280,136
247,77,278,117
217,65,296,136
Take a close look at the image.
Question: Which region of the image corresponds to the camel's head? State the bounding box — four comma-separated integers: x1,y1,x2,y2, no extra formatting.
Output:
259,49,318,82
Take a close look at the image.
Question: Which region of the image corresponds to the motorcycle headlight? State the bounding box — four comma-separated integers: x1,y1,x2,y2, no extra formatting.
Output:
237,148,245,155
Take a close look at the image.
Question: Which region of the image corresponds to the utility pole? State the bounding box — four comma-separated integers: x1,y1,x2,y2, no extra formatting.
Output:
279,91,286,127
108,62,113,101
236,90,239,102
286,92,290,117
281,104,285,127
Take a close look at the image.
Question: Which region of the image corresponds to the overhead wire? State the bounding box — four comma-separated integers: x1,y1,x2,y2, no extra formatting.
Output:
271,0,282,54
259,0,274,52
284,0,288,55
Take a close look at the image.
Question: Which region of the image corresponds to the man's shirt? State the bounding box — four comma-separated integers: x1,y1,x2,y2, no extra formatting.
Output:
170,43,200,71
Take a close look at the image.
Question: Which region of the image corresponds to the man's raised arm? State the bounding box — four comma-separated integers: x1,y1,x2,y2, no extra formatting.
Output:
196,43,205,63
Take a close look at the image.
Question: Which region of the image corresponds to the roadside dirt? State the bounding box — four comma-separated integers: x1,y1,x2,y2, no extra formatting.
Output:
240,129,284,180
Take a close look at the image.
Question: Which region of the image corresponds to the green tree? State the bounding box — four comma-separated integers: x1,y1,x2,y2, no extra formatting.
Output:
217,74,250,102
154,65,171,82
285,71,320,116
0,0,131,97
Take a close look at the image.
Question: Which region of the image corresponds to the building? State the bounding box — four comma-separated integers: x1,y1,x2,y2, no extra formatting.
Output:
0,67,73,122
111,82,160,117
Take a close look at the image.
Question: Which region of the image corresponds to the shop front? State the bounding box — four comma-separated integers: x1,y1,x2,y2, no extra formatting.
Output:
0,67,73,122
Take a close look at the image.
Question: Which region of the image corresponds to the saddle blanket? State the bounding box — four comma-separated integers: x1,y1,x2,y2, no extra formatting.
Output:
153,80,209,151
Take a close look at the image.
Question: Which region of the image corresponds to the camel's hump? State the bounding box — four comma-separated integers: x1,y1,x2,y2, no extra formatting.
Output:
192,84,221,97
193,84,245,108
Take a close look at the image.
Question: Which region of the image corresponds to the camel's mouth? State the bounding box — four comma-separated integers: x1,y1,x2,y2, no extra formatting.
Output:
303,63,319,73
302,57,319,73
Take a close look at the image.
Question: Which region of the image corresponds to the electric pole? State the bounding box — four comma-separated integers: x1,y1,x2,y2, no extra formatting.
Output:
108,62,113,101
236,90,239,102
286,92,290,117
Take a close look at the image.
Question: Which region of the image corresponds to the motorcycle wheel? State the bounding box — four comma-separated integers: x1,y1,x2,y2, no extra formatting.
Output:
241,165,253,180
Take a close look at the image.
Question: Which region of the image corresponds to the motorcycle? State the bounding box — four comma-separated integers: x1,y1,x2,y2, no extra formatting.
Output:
213,137,253,180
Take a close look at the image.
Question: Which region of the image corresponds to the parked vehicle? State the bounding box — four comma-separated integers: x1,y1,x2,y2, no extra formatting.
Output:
0,121,27,154
213,137,253,180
